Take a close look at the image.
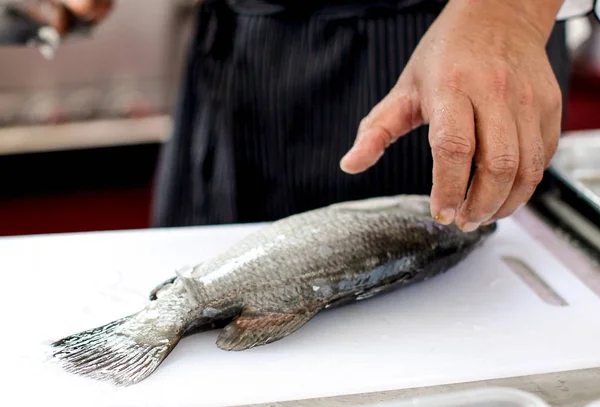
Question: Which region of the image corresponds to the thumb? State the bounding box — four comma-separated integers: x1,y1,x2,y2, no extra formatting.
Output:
340,81,423,174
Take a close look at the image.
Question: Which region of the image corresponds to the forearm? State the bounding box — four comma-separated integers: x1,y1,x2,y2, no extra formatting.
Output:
449,0,566,42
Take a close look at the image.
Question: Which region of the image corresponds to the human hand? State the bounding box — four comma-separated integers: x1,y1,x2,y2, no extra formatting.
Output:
340,0,565,232
15,0,113,35
60,0,113,29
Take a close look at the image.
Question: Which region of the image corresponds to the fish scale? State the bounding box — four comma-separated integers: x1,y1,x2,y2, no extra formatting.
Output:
48,194,496,387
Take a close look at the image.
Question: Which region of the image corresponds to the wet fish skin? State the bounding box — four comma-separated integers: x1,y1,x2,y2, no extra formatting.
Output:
49,195,497,386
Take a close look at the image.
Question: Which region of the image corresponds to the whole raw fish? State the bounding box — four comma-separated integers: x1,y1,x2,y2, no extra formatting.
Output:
49,195,497,386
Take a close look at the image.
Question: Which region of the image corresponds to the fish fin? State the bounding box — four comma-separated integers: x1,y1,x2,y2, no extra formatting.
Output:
149,276,177,301
149,263,204,302
49,313,180,386
216,308,320,351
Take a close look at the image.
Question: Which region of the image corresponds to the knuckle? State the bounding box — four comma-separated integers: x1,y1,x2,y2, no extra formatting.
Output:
544,143,558,168
431,133,474,164
391,91,421,129
373,127,393,149
546,83,563,113
549,96,562,114
518,166,544,193
551,92,563,114
442,69,465,92
490,66,511,97
358,117,371,133
483,154,519,182
518,83,536,109
542,128,561,169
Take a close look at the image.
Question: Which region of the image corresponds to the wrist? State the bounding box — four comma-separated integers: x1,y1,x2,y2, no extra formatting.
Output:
449,0,565,43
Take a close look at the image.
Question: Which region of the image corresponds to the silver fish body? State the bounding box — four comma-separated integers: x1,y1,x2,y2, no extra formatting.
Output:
49,195,497,386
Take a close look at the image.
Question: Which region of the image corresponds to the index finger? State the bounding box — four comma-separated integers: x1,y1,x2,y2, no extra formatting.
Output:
428,91,476,225
340,81,422,174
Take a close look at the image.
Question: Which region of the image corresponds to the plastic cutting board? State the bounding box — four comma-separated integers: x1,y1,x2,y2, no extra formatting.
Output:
2,218,599,407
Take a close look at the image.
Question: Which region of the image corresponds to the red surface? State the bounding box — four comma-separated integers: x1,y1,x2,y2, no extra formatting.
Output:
0,185,154,236
564,74,600,131
0,84,599,238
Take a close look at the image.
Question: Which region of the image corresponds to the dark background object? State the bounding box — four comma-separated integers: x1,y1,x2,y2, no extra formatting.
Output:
0,4,45,46
0,2,599,237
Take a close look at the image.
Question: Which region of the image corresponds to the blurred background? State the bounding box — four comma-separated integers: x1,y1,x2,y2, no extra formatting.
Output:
0,2,599,237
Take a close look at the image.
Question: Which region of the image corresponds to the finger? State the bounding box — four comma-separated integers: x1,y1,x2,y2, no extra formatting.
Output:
428,92,476,225
63,0,113,22
455,106,519,231
485,113,544,222
340,83,422,174
483,75,562,224
540,84,563,168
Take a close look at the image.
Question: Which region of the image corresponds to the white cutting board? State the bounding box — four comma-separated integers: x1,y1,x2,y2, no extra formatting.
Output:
2,218,600,407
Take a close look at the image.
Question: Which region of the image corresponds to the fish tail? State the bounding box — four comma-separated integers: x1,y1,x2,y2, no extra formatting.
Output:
48,313,180,386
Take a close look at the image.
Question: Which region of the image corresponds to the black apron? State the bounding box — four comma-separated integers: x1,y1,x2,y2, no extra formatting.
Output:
151,0,571,227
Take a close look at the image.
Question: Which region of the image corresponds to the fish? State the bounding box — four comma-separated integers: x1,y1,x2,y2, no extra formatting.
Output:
48,194,497,386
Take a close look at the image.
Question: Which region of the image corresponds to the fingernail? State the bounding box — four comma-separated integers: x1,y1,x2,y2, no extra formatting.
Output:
461,222,480,233
434,208,455,225
481,218,496,226
340,151,355,171
340,146,382,174
340,156,360,174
